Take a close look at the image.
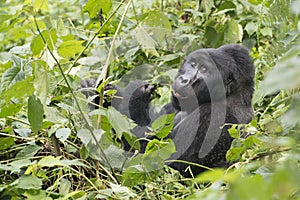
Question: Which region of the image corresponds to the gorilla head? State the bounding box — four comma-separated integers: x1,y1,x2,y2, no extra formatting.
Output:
172,44,254,115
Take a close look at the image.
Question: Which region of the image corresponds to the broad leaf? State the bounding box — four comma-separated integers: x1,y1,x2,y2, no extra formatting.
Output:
106,107,135,139
84,0,112,18
57,40,84,58
38,156,64,167
55,128,71,143
143,11,172,46
151,114,174,139
28,94,44,134
34,63,49,106
0,77,34,102
17,175,42,190
0,65,25,92
135,25,159,57
31,29,57,55
16,144,41,158
0,137,15,150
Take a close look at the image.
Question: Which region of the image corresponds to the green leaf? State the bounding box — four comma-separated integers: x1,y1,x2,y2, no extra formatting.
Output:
135,25,159,57
0,104,23,118
38,156,64,167
0,77,34,102
16,144,41,158
228,175,269,200
84,0,112,18
34,63,49,106
103,145,126,170
31,34,44,55
17,175,42,190
245,22,258,36
78,128,104,146
145,138,175,160
10,159,32,173
200,0,215,13
227,125,239,138
143,11,172,46
248,0,263,5
57,40,84,58
55,128,71,143
0,52,12,63
196,169,225,182
292,0,300,14
106,107,135,139
226,147,245,161
151,114,174,139
262,57,300,93
24,190,52,200
63,191,87,199
260,27,272,37
0,137,15,150
223,19,243,43
59,178,71,196
28,94,44,134
0,65,25,92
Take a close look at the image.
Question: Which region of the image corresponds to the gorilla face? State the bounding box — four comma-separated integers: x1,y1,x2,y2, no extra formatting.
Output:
172,50,232,112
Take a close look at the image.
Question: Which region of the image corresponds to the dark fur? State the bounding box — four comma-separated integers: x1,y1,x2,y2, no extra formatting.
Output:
81,44,255,177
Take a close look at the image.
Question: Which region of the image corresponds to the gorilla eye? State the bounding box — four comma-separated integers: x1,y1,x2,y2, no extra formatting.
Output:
190,61,198,68
199,66,207,73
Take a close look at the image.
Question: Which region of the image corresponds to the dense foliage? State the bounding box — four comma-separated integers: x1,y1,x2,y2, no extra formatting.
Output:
0,0,300,199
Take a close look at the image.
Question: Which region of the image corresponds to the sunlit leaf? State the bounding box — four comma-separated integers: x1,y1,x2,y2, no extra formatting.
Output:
59,178,71,196
223,19,243,43
0,77,34,102
151,114,174,139
0,104,23,118
57,40,84,58
0,65,25,92
34,62,49,106
260,27,272,37
135,25,159,57
262,57,300,93
245,22,258,36
31,29,57,55
38,156,64,167
145,138,175,160
55,128,71,143
84,0,112,18
143,11,172,46
17,175,42,190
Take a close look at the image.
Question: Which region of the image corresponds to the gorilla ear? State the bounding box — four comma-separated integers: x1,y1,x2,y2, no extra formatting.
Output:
220,44,254,82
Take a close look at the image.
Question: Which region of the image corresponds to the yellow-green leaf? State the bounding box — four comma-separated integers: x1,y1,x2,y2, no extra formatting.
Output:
57,40,84,58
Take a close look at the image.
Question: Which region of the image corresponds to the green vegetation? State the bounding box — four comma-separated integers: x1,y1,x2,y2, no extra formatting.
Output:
0,0,300,199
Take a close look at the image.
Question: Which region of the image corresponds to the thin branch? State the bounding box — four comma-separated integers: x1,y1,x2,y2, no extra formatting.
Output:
95,0,133,129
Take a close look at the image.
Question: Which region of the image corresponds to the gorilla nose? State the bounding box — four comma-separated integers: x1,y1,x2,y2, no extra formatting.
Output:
178,75,191,87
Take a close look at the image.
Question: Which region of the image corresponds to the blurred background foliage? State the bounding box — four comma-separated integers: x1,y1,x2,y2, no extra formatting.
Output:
0,0,300,199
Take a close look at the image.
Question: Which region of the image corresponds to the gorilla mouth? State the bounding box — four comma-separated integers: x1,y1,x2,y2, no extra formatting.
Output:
173,90,188,99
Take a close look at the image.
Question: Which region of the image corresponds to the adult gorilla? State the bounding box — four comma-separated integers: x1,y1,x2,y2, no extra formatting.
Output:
82,44,255,177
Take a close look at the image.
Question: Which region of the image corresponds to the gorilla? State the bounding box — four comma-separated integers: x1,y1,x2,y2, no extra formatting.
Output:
81,44,255,177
